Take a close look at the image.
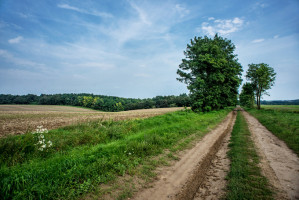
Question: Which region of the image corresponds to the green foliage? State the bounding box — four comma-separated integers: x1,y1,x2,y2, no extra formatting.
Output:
177,34,243,112
0,109,231,200
246,63,276,109
239,82,255,108
226,112,273,199
0,93,191,112
260,99,299,105
247,108,299,155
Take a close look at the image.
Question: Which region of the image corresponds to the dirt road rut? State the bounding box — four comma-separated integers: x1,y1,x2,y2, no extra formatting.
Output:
132,111,236,200
243,111,299,200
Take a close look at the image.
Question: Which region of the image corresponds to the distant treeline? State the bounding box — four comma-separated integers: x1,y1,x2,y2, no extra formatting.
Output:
0,93,191,112
261,99,299,105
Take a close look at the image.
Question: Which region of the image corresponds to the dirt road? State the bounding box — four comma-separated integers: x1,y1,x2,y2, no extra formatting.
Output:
243,111,299,200
132,109,299,200
132,111,236,200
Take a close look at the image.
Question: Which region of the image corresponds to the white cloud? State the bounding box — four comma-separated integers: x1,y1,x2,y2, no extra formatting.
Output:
199,17,244,36
57,3,113,18
251,38,265,43
274,35,279,39
175,4,190,18
8,36,23,44
128,1,151,25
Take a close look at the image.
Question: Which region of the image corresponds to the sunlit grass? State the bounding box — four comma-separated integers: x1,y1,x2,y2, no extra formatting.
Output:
225,111,273,200
0,109,231,200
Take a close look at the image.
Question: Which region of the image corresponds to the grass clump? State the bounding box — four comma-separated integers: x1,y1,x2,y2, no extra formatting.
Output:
247,108,299,155
0,109,231,200
225,111,273,200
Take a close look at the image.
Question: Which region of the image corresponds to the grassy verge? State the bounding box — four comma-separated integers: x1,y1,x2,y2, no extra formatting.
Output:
225,111,273,200
247,108,299,155
0,109,231,200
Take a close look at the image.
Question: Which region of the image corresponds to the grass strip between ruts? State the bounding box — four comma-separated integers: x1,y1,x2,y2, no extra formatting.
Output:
225,111,273,200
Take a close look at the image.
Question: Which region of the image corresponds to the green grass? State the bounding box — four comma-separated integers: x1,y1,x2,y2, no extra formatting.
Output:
247,108,299,155
261,105,299,113
225,111,273,200
0,109,231,200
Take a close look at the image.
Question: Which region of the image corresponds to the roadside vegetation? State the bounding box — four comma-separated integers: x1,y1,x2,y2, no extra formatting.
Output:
0,108,231,200
225,111,273,200
247,106,299,155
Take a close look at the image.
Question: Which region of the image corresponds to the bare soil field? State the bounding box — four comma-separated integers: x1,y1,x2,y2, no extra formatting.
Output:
0,105,183,137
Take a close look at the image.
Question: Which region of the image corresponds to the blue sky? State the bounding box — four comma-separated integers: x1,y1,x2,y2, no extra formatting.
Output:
0,0,298,100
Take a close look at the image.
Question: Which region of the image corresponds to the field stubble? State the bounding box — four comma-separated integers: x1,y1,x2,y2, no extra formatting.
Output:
0,105,183,137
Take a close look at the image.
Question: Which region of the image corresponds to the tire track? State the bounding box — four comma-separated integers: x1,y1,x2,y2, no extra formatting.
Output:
243,111,299,200
132,111,236,200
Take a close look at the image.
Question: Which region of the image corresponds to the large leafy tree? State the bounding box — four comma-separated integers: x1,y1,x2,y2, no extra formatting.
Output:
177,34,243,112
239,82,255,108
246,63,276,109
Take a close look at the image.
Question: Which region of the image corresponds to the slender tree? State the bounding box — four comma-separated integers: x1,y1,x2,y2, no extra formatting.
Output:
177,34,243,112
246,63,276,109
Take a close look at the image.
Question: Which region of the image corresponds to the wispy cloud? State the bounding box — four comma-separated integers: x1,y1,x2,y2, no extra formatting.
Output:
8,36,23,44
57,3,113,18
251,38,265,43
134,73,151,78
0,49,45,69
175,4,190,18
199,17,244,36
274,35,279,39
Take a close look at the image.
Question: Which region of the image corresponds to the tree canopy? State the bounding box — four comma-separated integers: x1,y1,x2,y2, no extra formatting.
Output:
239,82,255,108
177,34,243,112
246,63,276,109
0,93,191,112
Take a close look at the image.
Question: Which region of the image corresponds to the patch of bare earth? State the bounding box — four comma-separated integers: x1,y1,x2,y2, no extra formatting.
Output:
243,111,299,200
0,105,183,137
131,111,236,200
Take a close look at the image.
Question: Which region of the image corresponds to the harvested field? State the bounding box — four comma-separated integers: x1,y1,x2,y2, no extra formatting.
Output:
0,105,183,137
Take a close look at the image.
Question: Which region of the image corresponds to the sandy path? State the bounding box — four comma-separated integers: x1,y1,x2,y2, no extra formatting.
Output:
193,128,232,200
243,111,299,200
132,111,236,200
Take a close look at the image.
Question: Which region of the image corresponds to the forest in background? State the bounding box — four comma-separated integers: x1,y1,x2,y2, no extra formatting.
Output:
0,93,191,112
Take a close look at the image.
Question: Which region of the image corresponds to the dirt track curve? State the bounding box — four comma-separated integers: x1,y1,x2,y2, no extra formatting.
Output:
132,109,299,200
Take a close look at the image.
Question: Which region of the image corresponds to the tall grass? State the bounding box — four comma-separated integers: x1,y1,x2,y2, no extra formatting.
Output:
247,108,299,155
0,109,231,200
225,111,273,200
